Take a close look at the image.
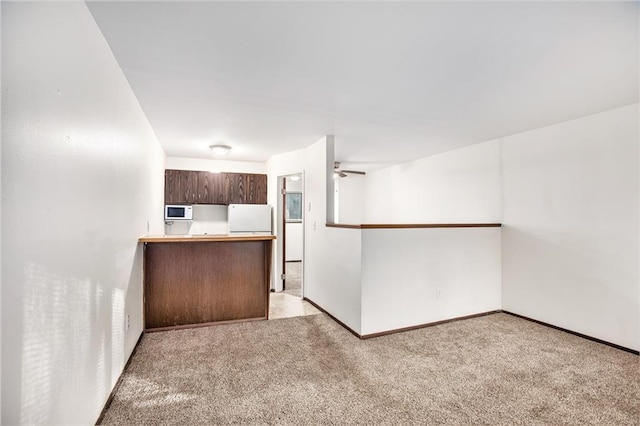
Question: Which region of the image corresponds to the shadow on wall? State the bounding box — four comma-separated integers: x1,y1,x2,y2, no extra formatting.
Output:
20,262,107,423
18,243,143,423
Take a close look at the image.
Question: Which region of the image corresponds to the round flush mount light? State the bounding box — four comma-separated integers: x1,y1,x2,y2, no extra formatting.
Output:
209,144,231,156
289,174,301,182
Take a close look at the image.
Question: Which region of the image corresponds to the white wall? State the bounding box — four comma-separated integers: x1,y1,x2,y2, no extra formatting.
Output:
363,140,502,223
357,104,638,348
351,138,502,336
286,177,303,193
303,138,362,333
266,149,306,211
1,3,165,424
285,223,303,261
267,138,362,331
275,136,502,336
165,205,229,235
312,227,363,333
336,175,365,224
361,228,502,335
266,148,306,291
165,156,266,174
502,104,639,350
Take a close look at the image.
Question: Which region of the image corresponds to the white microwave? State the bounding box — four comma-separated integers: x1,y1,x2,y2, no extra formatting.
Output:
165,205,193,220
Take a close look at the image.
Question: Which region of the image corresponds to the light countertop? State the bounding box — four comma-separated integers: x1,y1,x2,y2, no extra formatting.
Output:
139,233,276,243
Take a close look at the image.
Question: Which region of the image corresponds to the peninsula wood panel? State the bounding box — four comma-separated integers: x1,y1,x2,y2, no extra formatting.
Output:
143,240,272,330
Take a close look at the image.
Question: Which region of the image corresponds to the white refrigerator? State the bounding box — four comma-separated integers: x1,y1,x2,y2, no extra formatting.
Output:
228,204,273,233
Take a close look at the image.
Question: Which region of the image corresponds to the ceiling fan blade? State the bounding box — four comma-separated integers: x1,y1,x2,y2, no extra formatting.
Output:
334,161,365,177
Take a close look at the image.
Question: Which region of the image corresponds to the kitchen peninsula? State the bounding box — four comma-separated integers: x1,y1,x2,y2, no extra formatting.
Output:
140,234,275,331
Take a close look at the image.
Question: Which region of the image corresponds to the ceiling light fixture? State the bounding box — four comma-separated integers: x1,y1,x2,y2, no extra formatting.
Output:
289,175,301,181
209,144,231,156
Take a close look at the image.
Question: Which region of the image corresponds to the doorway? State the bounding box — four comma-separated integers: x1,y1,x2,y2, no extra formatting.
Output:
269,173,321,319
282,174,303,297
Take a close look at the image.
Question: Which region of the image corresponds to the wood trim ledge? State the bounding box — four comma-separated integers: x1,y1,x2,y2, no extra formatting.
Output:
326,223,502,229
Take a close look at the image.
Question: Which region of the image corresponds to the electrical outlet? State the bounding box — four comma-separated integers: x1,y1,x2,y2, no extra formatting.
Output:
126,313,130,331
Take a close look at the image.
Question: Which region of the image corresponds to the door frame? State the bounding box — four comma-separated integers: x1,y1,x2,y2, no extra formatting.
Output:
281,177,287,291
274,173,304,294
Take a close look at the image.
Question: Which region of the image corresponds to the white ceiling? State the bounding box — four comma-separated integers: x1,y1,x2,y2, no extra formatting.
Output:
87,1,638,171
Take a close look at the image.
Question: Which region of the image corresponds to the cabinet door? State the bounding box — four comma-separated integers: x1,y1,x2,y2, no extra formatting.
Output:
197,171,214,204
182,171,199,204
212,173,229,204
245,174,267,204
197,172,228,205
225,173,247,204
165,170,198,204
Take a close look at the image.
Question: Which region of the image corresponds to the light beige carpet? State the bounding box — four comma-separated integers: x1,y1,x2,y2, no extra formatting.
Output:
100,313,639,425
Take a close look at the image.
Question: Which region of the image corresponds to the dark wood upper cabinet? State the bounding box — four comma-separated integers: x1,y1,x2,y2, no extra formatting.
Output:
225,173,268,204
197,171,227,204
164,170,179,204
246,173,267,204
165,169,198,204
165,169,266,205
225,173,247,204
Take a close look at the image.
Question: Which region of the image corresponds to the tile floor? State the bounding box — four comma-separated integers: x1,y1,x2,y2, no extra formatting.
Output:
283,261,302,298
269,292,322,319
269,261,322,320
